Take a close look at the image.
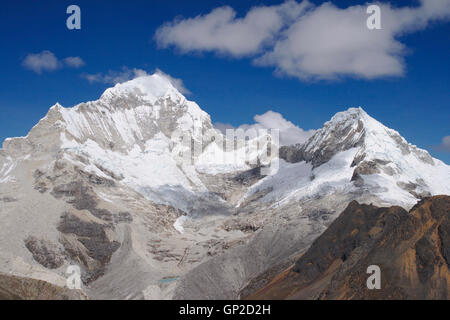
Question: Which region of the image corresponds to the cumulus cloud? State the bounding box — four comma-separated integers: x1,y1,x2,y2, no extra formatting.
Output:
22,50,85,74
215,110,315,146
256,0,450,80
155,0,311,56
436,136,450,152
82,67,190,94
155,0,450,80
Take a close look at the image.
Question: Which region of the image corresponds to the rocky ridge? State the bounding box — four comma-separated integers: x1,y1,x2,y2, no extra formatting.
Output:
245,196,450,300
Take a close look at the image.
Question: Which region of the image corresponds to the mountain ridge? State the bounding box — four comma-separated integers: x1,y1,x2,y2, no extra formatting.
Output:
0,73,449,300
245,195,450,300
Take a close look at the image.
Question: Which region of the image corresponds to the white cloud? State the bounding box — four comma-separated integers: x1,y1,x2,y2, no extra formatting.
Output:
82,67,148,85
155,0,450,80
63,56,85,68
256,0,450,80
22,51,60,74
22,50,85,74
155,0,311,56
82,67,191,95
154,69,190,95
215,110,315,146
436,136,450,152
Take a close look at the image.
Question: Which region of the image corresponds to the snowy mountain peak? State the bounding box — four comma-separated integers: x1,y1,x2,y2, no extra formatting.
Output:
18,73,209,148
281,106,435,168
274,107,450,208
320,106,380,139
326,106,367,123
100,72,184,104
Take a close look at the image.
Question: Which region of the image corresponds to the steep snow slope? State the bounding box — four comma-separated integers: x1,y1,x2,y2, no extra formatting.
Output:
244,107,450,209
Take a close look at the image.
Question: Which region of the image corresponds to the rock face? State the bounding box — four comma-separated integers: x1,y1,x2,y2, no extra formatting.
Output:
0,73,449,300
24,236,65,269
246,196,450,300
0,273,87,300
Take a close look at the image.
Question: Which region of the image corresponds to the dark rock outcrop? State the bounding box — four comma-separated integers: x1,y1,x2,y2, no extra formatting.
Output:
24,236,65,269
57,212,120,283
280,112,366,167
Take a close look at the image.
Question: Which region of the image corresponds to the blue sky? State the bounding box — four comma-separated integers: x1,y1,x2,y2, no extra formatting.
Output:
0,0,449,162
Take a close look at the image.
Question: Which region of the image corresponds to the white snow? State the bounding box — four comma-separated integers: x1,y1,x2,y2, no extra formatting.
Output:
60,131,209,211
237,148,358,207
173,216,190,233
100,73,183,104
0,158,16,183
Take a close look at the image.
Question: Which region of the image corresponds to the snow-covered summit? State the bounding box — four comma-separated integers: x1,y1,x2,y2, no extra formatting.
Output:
100,72,185,104
282,106,435,167
316,106,436,167
326,106,367,123
0,72,214,211
3,72,211,153
249,107,450,208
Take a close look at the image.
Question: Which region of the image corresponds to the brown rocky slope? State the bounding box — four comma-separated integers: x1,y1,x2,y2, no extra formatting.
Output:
245,195,450,300
0,273,87,300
